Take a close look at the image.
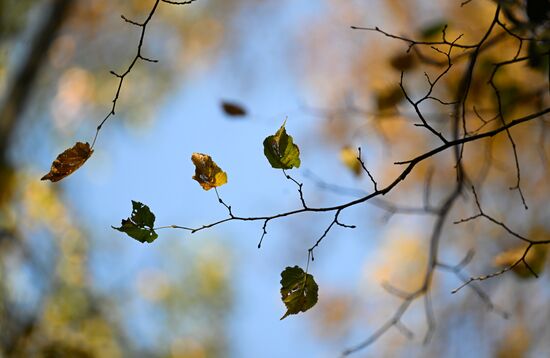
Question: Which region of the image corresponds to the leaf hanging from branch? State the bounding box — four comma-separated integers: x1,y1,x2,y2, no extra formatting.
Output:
263,120,301,170
191,153,228,191
280,266,318,320
41,142,93,182
112,201,158,243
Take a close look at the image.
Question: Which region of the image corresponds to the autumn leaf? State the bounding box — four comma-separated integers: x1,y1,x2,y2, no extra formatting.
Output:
41,142,93,182
340,146,361,176
221,101,247,117
280,266,318,320
191,153,228,191
389,52,416,72
376,86,404,111
263,120,301,170
112,201,158,243
493,245,547,278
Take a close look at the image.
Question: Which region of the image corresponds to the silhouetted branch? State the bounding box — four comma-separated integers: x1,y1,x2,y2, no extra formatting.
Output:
452,187,550,293
91,0,199,148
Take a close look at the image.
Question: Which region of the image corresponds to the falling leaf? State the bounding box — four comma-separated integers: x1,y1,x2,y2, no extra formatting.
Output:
221,101,247,117
263,120,301,170
340,146,361,176
280,266,318,320
191,153,227,191
112,201,158,243
493,245,547,278
41,142,93,182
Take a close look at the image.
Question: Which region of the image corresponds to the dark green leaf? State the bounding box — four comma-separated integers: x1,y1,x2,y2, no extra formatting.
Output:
112,201,158,243
263,121,301,170
280,266,318,320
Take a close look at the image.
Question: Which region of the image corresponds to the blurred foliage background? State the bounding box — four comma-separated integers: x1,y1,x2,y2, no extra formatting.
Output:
1,0,549,357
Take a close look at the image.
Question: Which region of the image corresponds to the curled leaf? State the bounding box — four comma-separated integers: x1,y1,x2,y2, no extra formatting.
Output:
280,266,318,320
221,101,247,117
263,120,301,170
41,142,93,182
340,146,361,176
191,153,227,191
112,201,158,243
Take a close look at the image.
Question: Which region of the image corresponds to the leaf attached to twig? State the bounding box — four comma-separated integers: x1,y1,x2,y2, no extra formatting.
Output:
112,201,158,243
41,142,93,182
263,120,301,170
191,153,228,191
280,266,318,320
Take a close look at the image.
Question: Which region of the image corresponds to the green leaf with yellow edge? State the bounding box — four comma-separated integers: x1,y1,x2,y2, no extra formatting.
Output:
340,146,361,176
263,120,301,170
41,142,93,182
191,153,228,191
280,266,318,320
112,201,158,243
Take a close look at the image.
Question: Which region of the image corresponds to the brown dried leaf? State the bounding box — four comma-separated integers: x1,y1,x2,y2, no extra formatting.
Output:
41,142,93,182
221,101,247,117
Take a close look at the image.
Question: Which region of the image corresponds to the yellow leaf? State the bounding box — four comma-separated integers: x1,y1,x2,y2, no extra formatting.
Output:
340,146,361,176
191,153,227,191
41,142,93,182
493,245,547,278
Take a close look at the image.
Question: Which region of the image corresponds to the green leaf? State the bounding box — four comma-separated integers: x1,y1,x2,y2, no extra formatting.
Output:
112,201,158,243
280,266,318,320
263,120,301,169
